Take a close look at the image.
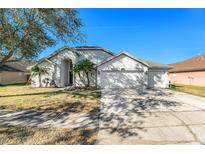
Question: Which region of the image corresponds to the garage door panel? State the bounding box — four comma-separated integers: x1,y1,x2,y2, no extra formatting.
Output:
100,71,146,89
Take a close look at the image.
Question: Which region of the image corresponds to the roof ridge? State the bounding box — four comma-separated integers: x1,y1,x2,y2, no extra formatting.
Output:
31,45,114,67
170,54,205,65
97,51,168,69
74,45,103,48
74,46,114,55
120,51,150,66
120,51,169,68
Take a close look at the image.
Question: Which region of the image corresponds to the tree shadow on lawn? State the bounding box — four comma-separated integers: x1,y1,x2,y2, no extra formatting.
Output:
0,101,99,126
0,88,183,143
43,128,98,145
0,90,65,97
0,124,98,145
0,124,35,139
71,90,101,100
0,89,101,100
40,101,86,112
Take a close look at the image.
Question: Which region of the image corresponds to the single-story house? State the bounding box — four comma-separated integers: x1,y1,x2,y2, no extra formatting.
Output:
30,46,169,89
0,61,31,85
169,55,205,86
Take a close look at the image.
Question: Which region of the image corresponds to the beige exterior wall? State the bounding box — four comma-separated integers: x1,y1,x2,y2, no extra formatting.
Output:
169,71,205,86
0,71,27,85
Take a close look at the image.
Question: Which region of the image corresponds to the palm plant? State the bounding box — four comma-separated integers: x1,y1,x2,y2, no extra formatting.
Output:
31,65,48,87
74,59,94,87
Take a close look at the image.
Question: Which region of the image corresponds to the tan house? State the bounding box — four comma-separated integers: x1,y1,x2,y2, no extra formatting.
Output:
169,55,205,86
0,61,31,85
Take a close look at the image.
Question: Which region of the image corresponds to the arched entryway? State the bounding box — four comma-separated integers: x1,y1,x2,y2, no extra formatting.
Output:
60,59,73,87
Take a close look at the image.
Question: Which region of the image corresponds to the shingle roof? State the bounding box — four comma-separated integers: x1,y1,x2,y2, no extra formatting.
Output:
74,46,114,56
169,55,205,73
33,46,114,67
122,52,169,69
0,65,22,72
141,59,170,69
0,61,31,72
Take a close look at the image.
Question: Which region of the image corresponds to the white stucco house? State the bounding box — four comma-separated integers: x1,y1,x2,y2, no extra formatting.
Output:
30,46,169,89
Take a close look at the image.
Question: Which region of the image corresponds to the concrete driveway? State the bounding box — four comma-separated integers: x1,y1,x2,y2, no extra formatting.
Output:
97,89,205,144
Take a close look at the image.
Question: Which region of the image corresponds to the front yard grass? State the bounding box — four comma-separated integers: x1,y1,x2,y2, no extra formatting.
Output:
0,85,100,144
0,124,97,144
0,85,100,113
171,84,205,98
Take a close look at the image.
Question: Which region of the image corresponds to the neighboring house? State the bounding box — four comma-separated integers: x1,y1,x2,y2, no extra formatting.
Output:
0,61,31,85
169,55,205,86
30,46,169,89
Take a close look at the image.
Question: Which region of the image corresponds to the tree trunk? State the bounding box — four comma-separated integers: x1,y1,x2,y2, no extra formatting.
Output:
39,74,42,87
0,49,15,67
86,72,90,87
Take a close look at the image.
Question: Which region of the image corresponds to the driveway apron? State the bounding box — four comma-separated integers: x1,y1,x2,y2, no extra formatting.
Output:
97,88,205,144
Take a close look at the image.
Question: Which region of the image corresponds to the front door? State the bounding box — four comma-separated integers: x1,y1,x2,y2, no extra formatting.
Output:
68,61,73,85
69,71,73,85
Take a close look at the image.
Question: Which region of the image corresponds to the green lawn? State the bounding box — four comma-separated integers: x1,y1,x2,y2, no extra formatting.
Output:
0,85,100,144
171,84,205,97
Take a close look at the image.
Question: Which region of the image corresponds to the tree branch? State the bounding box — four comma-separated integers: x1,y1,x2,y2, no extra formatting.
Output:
0,15,35,66
6,55,25,63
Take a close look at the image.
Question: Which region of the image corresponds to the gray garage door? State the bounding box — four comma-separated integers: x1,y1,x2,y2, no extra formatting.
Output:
100,71,146,89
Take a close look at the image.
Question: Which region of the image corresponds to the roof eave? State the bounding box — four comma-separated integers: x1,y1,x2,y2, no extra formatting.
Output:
74,46,114,56
30,46,78,67
149,67,170,70
169,68,205,73
97,52,150,68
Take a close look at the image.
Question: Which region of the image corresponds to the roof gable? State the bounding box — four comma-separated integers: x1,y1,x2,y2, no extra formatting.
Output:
33,46,114,67
0,65,22,72
33,46,77,66
0,61,31,72
97,52,149,68
97,52,169,69
74,46,114,56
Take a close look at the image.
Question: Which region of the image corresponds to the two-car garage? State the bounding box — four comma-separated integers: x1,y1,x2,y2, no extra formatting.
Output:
97,52,169,89
100,71,147,89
